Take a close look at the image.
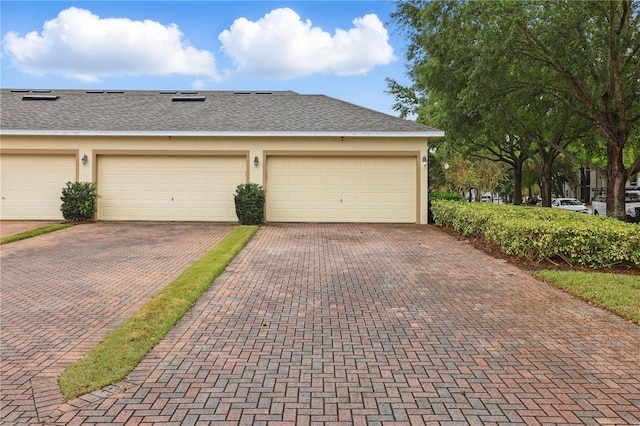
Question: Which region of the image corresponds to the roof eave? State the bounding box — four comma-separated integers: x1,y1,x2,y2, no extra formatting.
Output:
0,129,446,138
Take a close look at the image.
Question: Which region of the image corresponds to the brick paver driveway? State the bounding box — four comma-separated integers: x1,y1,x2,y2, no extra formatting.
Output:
0,222,235,425
2,223,640,425
0,221,62,239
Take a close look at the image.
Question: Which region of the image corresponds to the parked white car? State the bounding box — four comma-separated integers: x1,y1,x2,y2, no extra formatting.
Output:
551,198,589,214
592,190,640,222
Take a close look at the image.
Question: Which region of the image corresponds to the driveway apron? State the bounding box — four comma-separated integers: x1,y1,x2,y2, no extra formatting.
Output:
0,223,235,425
32,223,640,425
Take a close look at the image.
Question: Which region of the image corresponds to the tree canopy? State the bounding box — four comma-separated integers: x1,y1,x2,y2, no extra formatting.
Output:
390,0,640,218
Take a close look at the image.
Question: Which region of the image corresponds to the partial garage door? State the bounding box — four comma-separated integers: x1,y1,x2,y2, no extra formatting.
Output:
267,156,416,223
1,154,76,220
97,155,246,221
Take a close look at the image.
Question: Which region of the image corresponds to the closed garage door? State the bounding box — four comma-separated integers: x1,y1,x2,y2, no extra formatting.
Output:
1,154,76,220
97,155,246,221
267,156,417,223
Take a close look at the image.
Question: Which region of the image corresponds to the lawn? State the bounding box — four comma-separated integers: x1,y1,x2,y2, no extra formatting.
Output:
0,223,71,244
535,270,640,324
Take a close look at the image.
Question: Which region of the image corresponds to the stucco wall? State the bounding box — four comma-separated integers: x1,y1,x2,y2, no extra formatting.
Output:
0,134,430,223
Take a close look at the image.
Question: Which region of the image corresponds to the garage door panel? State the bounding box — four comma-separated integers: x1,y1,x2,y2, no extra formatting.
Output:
1,154,76,220
98,155,245,221
287,191,306,202
360,193,377,202
267,156,416,223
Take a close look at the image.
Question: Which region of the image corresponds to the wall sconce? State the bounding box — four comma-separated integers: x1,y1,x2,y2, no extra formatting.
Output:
254,156,259,167
81,154,88,165
422,155,427,167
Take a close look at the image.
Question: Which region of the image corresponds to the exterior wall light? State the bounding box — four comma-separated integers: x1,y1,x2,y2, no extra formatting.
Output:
81,154,88,165
254,156,259,167
422,155,427,167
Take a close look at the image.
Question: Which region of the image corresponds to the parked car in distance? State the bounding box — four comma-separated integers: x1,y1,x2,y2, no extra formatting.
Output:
551,198,589,213
591,189,640,222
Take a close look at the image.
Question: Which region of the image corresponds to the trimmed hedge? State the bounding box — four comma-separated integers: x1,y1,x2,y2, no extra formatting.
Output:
430,191,466,202
431,200,640,268
428,191,466,223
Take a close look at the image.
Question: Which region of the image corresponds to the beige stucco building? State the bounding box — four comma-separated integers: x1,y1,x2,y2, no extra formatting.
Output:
0,89,443,223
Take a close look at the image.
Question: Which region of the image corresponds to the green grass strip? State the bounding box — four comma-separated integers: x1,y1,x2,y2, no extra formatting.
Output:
536,270,640,324
58,225,259,401
0,223,71,245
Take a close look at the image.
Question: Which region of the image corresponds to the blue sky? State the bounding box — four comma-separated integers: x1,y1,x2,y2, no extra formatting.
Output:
1,1,411,115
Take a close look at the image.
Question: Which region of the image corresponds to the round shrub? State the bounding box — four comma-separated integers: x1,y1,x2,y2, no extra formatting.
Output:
60,181,99,221
234,183,265,225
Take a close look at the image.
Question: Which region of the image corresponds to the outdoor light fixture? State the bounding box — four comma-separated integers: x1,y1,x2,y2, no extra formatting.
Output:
81,154,88,165
254,156,259,167
422,155,427,167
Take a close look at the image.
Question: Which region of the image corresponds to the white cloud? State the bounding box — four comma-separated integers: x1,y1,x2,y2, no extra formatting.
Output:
2,7,218,82
218,8,395,78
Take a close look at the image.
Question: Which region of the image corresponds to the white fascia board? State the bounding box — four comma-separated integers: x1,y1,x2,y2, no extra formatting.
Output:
0,129,445,138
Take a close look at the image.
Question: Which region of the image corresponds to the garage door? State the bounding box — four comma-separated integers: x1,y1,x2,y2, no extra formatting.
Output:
267,156,416,223
97,155,246,221
1,154,76,220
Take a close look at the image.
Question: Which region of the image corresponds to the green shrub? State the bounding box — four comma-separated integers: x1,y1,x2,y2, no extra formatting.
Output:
234,183,265,225
431,200,640,268
60,181,99,221
430,191,465,202
428,191,465,222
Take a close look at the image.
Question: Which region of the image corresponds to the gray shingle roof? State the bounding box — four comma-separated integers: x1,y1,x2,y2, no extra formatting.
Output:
0,89,443,137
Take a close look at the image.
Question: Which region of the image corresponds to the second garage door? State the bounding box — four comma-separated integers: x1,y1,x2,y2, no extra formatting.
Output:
266,156,417,223
97,155,246,221
1,154,76,220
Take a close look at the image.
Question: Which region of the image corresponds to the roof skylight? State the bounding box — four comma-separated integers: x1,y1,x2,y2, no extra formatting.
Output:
21,95,59,101
171,96,206,102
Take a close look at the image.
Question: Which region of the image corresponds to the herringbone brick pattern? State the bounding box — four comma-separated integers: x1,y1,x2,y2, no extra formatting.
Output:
0,222,234,425
31,224,640,425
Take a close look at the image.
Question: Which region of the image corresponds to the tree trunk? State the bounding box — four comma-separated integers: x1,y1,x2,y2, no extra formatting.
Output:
538,146,557,208
606,142,627,219
513,160,523,205
540,174,553,207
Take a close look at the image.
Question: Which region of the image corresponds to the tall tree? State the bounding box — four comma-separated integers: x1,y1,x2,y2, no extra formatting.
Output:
512,0,640,218
388,0,533,204
390,0,640,218
507,91,592,206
